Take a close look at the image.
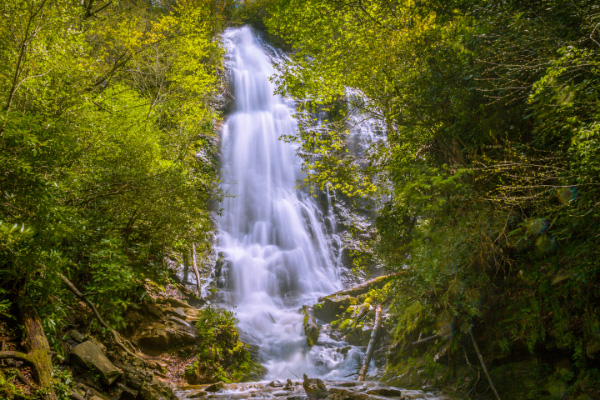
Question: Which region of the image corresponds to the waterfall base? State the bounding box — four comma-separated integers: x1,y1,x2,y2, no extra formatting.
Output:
176,380,449,400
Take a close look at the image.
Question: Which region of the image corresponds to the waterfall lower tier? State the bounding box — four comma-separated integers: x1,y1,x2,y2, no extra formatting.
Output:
216,26,360,379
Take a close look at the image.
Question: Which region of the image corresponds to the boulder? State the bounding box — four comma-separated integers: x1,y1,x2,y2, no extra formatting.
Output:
302,305,320,346
134,321,198,354
313,295,356,323
71,341,122,385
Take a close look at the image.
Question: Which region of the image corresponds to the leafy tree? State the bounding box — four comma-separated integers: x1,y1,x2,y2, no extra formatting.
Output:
0,0,237,394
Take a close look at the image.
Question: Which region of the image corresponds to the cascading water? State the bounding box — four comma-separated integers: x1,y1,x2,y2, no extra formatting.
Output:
216,27,362,379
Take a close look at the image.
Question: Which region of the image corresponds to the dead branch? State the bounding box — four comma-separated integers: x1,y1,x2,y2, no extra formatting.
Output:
358,304,382,381
470,330,501,400
59,273,146,365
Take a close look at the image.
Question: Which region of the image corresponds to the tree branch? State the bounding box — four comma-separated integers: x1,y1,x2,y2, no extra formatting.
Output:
59,273,146,365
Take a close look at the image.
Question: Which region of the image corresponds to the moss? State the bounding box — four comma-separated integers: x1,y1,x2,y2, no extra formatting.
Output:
339,319,354,331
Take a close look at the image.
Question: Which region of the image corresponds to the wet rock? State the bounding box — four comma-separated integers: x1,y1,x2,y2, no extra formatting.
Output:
334,382,361,388
314,295,356,323
326,389,372,400
186,391,207,398
138,376,177,400
303,374,329,400
344,325,372,346
284,379,295,390
70,341,122,385
302,305,320,347
205,381,226,392
269,380,284,387
365,388,402,397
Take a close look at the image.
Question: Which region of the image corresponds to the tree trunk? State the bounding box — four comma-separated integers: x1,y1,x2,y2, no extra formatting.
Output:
191,244,202,297
0,304,59,399
358,304,382,381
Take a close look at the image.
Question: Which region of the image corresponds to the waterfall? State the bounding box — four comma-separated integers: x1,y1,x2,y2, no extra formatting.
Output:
217,27,357,378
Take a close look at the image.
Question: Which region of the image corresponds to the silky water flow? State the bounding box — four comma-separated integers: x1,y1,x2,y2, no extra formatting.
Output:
216,27,364,380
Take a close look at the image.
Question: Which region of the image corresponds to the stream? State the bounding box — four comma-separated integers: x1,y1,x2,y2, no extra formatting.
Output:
177,26,447,400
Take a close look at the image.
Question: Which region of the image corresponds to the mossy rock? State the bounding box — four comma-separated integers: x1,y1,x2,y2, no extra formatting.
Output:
314,295,357,323
302,305,320,347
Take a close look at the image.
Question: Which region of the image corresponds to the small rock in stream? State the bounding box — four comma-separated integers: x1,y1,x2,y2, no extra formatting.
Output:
205,382,225,392
302,374,329,400
284,379,295,390
366,388,402,397
187,391,208,398
269,380,284,388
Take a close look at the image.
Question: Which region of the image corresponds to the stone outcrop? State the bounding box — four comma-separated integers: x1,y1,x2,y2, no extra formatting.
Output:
70,341,122,385
133,320,198,355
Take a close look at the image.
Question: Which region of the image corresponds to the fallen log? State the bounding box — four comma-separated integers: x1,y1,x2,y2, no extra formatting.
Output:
0,304,57,400
358,304,382,381
320,273,402,301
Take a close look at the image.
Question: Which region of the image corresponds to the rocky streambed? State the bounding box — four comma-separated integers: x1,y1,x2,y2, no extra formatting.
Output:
176,379,448,400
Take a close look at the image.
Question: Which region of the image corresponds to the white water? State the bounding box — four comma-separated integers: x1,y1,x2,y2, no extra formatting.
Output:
217,27,363,379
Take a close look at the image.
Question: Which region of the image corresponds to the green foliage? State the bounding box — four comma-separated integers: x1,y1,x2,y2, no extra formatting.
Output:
0,370,29,400
0,0,236,364
51,368,75,400
184,306,264,384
